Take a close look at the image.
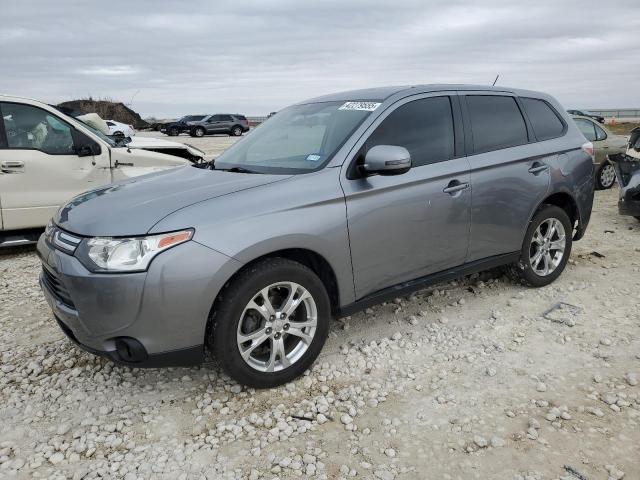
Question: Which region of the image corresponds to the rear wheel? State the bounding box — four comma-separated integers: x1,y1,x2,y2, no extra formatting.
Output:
507,205,572,287
209,258,330,388
231,126,243,136
595,162,616,190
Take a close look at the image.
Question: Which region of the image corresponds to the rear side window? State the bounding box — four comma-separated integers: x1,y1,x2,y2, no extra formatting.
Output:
574,118,596,141
594,123,607,141
466,95,528,153
521,98,565,141
366,96,455,167
220,115,233,122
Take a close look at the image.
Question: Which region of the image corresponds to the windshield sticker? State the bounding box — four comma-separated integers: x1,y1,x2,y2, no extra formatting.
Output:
338,101,381,112
306,154,323,162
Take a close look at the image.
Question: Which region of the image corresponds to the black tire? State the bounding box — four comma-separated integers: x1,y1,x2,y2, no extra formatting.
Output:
113,131,124,137
193,127,205,137
209,258,330,388
168,127,179,136
506,205,573,287
231,126,243,137
595,162,616,190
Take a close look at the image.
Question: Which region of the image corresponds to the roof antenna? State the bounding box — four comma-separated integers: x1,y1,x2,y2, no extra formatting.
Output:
492,75,500,86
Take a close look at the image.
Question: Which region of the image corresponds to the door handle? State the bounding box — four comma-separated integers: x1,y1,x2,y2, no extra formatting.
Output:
528,162,548,174
1,160,25,173
443,180,469,195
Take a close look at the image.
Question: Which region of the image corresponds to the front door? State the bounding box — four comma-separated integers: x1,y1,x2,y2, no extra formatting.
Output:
0,102,111,230
341,95,471,299
205,115,224,134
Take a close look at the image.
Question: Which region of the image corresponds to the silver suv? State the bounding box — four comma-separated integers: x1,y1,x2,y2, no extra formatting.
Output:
38,85,595,387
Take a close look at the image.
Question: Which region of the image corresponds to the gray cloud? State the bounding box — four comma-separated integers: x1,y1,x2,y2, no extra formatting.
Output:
1,0,639,117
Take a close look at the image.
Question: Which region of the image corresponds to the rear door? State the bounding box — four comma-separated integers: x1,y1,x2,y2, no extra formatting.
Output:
0,102,111,230
461,93,551,261
342,94,471,299
218,115,234,133
574,117,609,165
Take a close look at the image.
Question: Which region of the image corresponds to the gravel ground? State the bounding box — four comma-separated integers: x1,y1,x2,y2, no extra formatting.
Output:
1,134,639,479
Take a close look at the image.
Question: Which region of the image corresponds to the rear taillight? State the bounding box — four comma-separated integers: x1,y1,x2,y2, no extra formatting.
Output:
581,141,594,158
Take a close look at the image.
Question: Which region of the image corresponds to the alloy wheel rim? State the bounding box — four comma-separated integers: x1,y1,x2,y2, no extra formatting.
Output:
529,218,566,276
600,164,616,188
236,282,317,372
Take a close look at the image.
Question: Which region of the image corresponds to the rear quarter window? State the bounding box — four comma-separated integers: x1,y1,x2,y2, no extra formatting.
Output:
466,95,528,154
521,97,565,141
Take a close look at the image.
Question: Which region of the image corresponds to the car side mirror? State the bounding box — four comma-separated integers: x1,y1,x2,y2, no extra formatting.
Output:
72,128,102,157
75,145,94,157
362,145,412,176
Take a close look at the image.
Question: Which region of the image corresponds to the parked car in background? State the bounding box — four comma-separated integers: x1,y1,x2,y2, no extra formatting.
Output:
567,109,605,124
161,115,207,136
0,95,205,247
38,85,594,387
105,120,135,137
188,114,249,137
571,115,627,189
611,127,640,221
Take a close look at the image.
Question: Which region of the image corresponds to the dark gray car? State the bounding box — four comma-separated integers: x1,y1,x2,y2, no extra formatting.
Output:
38,85,595,387
189,114,249,137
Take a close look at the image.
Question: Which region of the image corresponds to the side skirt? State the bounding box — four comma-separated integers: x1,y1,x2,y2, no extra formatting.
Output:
338,252,520,317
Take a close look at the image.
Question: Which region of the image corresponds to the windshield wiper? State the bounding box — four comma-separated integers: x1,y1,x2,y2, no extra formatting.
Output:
218,166,261,174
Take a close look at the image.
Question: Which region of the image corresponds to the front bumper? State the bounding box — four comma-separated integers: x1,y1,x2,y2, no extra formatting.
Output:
37,231,242,367
619,188,640,217
613,156,640,218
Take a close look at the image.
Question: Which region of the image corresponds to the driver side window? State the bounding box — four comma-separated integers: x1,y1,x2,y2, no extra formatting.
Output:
1,103,75,155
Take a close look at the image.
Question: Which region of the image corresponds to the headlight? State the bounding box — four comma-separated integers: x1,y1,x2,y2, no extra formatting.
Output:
80,230,193,272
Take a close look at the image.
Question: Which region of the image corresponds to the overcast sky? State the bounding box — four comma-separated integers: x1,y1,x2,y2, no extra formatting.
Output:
1,0,639,118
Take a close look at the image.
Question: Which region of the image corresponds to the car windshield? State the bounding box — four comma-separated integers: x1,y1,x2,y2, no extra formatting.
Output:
51,106,119,147
74,117,120,146
214,101,375,174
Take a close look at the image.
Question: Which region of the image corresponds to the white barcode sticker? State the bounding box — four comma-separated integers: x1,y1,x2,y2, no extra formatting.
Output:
338,101,381,112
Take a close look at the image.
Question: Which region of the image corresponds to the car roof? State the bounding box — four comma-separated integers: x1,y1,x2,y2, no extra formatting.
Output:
298,84,550,104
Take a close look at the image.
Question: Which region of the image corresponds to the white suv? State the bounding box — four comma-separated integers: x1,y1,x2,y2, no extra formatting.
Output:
0,95,205,246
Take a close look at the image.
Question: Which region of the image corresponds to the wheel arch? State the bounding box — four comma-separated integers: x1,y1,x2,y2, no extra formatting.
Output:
532,190,582,239
204,247,342,351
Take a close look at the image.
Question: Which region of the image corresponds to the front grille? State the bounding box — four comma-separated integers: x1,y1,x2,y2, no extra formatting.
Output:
42,265,76,309
45,223,82,254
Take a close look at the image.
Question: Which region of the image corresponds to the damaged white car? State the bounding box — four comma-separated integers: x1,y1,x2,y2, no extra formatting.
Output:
0,95,206,246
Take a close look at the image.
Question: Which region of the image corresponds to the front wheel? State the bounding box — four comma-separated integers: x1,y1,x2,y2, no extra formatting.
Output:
209,258,330,388
507,205,573,287
595,162,616,190
193,127,205,137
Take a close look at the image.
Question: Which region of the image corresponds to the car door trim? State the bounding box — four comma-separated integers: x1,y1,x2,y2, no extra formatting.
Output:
338,251,519,316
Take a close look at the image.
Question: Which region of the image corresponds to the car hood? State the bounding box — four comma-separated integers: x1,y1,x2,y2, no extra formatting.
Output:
54,166,290,237
127,137,206,159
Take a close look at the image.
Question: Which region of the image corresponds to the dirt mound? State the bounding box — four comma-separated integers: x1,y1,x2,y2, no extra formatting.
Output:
57,98,148,128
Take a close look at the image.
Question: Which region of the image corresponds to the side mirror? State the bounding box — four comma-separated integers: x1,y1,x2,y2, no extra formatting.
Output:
362,145,412,176
72,128,102,157
75,145,94,157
